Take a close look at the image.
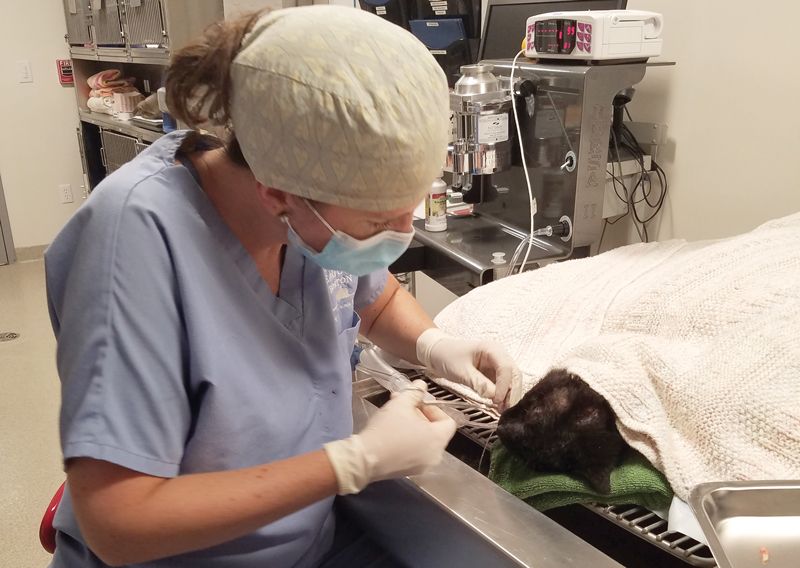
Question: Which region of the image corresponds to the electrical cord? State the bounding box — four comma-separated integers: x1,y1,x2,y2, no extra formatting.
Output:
619,118,668,211
608,168,651,206
611,129,646,242
598,219,609,252
623,121,668,215
605,106,668,244
625,135,668,236
624,106,634,121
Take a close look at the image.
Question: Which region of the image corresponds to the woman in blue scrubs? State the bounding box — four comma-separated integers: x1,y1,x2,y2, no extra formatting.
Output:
45,7,521,567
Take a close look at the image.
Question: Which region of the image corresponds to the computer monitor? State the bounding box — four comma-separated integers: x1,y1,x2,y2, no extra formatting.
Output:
478,0,627,61
359,0,413,29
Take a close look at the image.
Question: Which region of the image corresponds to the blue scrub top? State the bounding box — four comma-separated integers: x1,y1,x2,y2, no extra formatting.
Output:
45,131,387,567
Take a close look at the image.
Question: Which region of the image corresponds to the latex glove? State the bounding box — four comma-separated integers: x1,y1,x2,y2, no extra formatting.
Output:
416,328,522,409
324,380,456,495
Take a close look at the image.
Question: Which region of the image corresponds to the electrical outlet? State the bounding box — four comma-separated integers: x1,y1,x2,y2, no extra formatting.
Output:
59,184,74,204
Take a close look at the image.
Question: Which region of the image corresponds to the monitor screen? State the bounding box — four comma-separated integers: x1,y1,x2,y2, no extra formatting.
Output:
479,0,626,61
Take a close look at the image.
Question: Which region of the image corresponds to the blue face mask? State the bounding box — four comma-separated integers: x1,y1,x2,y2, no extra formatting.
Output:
284,200,415,277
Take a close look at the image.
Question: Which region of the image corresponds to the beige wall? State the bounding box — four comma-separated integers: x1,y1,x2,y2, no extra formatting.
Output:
603,0,800,248
0,0,85,250
224,0,355,14
224,0,284,17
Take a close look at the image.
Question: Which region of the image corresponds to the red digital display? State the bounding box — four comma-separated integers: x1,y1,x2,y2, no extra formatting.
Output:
534,19,577,55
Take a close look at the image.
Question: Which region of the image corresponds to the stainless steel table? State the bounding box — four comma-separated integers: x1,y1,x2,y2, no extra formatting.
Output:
341,378,624,568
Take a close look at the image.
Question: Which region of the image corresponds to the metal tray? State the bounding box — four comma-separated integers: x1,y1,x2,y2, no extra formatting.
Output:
689,481,800,568
129,116,164,132
421,374,716,566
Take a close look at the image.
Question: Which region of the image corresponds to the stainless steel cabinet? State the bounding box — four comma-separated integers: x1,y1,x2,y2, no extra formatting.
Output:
64,0,93,45
62,0,223,58
100,129,149,175
92,0,125,46
126,0,167,47
75,119,155,191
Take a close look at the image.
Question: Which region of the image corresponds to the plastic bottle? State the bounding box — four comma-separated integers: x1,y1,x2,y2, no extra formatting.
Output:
491,251,507,280
425,176,448,232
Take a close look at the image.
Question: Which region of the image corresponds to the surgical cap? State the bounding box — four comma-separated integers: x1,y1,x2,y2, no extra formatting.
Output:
230,6,450,212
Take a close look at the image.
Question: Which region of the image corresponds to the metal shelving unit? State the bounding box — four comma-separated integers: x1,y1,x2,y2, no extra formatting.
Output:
64,0,224,61
101,130,150,174
63,0,224,189
79,109,162,144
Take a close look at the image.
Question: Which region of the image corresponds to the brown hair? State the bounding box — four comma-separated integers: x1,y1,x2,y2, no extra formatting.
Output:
164,10,266,167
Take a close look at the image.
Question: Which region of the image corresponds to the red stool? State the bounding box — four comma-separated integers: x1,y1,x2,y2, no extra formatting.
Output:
39,482,66,553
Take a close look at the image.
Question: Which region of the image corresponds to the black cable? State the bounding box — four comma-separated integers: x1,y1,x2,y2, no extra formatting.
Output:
607,132,631,206
607,169,649,205
624,106,633,122
608,140,654,208
607,155,628,203
598,219,608,252
629,148,667,223
623,140,660,211
611,129,646,242
623,136,651,240
617,141,654,207
613,107,669,239
644,164,668,215
604,106,670,247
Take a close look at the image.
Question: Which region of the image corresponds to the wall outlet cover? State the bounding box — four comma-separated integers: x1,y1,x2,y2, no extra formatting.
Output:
16,60,33,83
59,184,74,204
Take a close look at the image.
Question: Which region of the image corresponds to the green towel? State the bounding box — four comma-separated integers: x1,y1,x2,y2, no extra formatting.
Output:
488,443,673,512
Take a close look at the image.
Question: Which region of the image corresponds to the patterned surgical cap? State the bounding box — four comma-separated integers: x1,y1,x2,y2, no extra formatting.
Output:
231,6,450,212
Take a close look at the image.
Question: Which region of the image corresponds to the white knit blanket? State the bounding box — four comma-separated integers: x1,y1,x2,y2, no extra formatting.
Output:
435,213,800,499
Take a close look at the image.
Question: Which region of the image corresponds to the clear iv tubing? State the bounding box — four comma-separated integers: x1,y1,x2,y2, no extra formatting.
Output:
505,226,553,277
508,49,537,278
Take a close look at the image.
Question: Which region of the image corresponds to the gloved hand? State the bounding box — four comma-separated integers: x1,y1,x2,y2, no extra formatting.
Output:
324,380,456,495
415,328,522,409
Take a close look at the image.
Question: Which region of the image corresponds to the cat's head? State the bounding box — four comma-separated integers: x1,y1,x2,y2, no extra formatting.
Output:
496,369,626,494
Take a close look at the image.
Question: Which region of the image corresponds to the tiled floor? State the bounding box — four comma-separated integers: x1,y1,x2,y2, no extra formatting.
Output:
0,259,63,567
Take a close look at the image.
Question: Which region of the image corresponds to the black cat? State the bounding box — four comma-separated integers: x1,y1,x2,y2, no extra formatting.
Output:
496,369,627,494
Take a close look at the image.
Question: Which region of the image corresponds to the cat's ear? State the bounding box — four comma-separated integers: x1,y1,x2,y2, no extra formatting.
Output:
581,462,615,495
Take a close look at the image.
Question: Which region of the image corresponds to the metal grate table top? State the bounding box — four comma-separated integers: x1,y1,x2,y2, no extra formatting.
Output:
418,375,717,567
